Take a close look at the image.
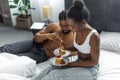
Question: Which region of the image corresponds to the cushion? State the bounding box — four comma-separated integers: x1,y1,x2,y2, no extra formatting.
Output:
100,31,120,52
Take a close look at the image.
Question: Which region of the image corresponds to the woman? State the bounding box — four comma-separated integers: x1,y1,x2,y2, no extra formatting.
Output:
67,0,100,66
31,0,100,80
66,0,100,79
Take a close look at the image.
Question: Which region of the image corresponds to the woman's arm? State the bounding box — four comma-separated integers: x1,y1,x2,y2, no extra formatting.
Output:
66,32,100,67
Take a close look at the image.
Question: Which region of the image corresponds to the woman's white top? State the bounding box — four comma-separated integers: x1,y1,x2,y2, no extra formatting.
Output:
73,29,97,54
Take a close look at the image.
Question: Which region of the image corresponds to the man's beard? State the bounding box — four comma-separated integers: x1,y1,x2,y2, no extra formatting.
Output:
62,30,71,34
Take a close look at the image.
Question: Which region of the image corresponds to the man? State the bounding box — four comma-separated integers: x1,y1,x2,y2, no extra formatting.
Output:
0,10,74,63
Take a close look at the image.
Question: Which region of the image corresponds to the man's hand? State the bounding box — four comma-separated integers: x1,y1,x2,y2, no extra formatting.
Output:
46,32,62,42
60,40,64,50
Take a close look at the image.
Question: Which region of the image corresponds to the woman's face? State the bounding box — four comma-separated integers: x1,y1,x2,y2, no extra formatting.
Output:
67,19,76,32
67,18,85,32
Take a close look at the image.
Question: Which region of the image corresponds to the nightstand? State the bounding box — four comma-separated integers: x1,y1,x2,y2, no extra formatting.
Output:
30,22,46,35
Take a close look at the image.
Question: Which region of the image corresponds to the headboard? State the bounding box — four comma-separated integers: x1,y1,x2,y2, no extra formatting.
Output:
83,0,120,32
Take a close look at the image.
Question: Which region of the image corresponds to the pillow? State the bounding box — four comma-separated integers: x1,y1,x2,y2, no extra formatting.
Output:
100,31,120,52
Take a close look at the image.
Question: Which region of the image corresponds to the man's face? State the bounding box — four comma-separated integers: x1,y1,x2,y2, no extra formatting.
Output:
59,20,71,34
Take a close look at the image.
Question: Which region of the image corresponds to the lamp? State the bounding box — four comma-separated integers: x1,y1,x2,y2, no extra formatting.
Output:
43,5,52,25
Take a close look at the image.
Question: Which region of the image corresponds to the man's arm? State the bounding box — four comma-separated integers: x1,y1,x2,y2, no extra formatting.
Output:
34,23,61,43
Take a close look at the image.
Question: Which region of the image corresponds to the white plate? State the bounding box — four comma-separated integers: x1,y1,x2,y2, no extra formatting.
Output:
49,57,69,66
61,50,71,57
54,48,71,57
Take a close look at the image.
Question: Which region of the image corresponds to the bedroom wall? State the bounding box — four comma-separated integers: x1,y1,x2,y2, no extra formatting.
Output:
49,0,65,22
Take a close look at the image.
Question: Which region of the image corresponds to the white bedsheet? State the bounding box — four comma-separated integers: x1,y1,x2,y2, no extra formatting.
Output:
98,50,120,80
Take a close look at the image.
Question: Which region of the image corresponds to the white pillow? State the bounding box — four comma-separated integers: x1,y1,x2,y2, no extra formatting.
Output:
100,31,120,52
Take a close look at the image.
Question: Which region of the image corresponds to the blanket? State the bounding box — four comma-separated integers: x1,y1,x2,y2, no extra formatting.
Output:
0,53,36,78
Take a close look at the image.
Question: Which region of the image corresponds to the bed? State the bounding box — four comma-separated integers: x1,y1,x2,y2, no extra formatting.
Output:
0,31,120,80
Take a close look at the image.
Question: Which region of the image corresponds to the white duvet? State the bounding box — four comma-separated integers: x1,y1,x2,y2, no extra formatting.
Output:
0,73,29,80
0,53,36,78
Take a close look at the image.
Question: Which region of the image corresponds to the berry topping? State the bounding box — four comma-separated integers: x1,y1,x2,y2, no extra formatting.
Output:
56,55,61,58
